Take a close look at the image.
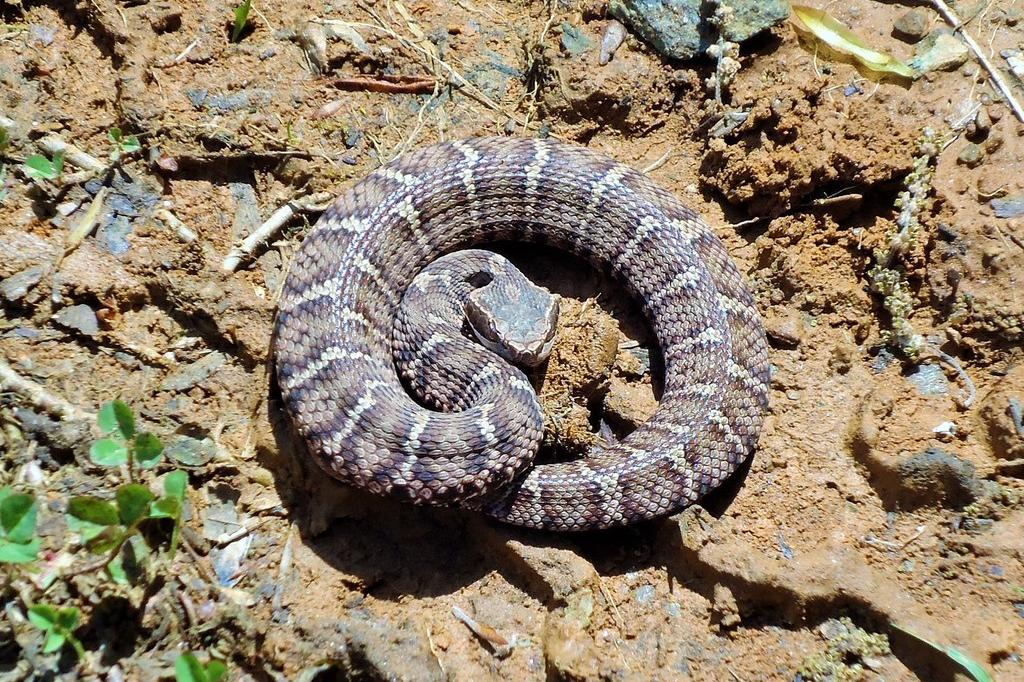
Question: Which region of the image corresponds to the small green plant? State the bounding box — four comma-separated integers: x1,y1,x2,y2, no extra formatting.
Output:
68,401,186,579
0,488,39,564
107,127,141,162
175,652,228,682
90,400,165,471
66,469,188,577
23,151,64,182
231,0,253,42
27,604,85,659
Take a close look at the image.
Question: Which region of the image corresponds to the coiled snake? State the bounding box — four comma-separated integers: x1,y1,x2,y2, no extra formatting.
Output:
274,137,769,531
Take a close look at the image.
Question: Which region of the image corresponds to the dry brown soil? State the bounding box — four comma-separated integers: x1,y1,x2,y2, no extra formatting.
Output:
1,0,1023,680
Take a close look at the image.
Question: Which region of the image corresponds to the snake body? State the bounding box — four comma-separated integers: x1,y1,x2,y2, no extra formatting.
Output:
274,137,770,531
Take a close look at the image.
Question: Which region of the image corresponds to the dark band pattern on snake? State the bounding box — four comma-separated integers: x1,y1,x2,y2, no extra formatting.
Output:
274,136,770,531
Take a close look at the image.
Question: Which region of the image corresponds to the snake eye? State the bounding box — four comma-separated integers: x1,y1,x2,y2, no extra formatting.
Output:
466,271,493,288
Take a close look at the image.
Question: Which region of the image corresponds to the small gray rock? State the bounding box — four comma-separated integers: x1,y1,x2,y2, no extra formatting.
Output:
54,304,99,336
0,266,45,302
165,435,216,466
560,22,593,55
893,9,929,42
911,31,969,72
957,143,985,168
634,584,656,605
14,408,91,454
160,352,226,392
897,447,984,509
992,195,1024,218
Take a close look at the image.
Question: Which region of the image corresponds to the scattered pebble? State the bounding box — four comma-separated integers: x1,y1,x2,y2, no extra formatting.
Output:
560,22,593,55
777,530,795,559
892,10,928,42
0,266,45,303
159,352,227,392
634,584,656,605
932,421,957,441
710,583,740,629
957,142,985,168
53,304,99,336
911,31,969,73
600,20,628,65
165,435,217,466
186,88,273,113
27,24,56,47
991,195,1024,218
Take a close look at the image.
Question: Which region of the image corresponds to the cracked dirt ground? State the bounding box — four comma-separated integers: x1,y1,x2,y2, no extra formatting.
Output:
0,0,1023,679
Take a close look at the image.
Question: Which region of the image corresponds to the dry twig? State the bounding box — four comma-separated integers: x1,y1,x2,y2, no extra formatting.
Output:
0,357,93,421
930,0,1024,123
222,192,334,272
330,74,437,94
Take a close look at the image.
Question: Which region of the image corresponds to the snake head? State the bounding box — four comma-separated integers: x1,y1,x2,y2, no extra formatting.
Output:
466,270,559,367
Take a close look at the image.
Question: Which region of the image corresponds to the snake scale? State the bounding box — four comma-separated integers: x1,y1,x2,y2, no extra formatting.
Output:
274,137,770,531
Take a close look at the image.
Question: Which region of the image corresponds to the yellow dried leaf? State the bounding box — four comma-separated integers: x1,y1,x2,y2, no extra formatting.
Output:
791,5,917,79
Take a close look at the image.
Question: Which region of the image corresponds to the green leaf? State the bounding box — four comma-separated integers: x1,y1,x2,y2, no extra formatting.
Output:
55,607,79,631
42,629,66,654
164,470,188,501
205,660,227,682
97,401,118,434
90,438,129,467
893,624,993,682
28,605,82,659
110,400,135,439
108,127,123,144
175,653,207,682
88,526,125,554
67,496,119,541
116,484,155,526
151,495,183,558
0,491,37,543
120,135,141,153
107,554,129,584
23,153,62,181
134,432,164,468
27,604,58,629
97,400,135,439
29,605,79,654
231,0,253,43
0,537,40,563
149,496,180,520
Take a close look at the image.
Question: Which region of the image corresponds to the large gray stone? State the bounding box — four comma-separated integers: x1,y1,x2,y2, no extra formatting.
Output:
720,0,790,44
609,0,789,60
609,0,702,60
